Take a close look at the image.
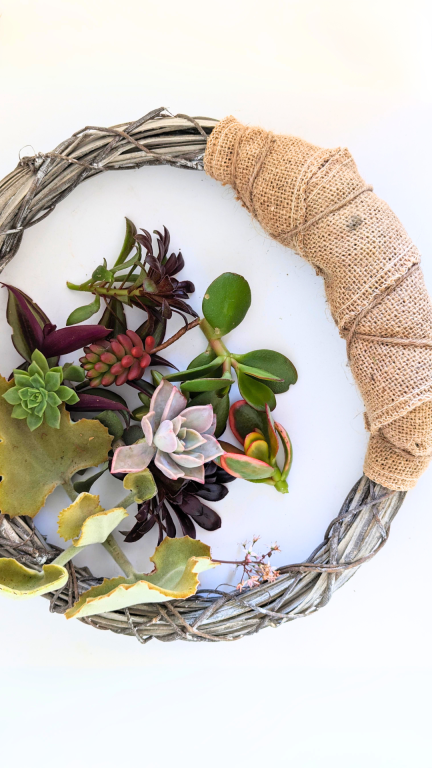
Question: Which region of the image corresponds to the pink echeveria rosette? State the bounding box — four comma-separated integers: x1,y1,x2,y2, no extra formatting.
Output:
111,380,223,483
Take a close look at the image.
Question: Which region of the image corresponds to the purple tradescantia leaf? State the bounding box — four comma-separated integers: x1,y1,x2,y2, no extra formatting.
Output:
2,283,46,359
41,325,111,357
67,393,129,412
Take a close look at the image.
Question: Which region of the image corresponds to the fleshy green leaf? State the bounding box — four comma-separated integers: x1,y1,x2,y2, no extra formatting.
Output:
74,461,108,493
31,349,49,375
275,421,293,479
229,400,270,444
189,390,230,438
45,371,62,392
66,294,101,326
0,376,112,518
180,377,234,393
14,372,31,388
92,261,114,282
44,403,61,429
11,403,28,419
65,537,218,619
123,425,144,445
131,405,149,421
220,453,274,480
27,412,43,431
187,347,217,369
123,469,157,503
93,410,124,440
0,558,68,599
73,463,109,494
57,386,79,404
57,493,129,547
113,217,138,267
62,363,86,383
202,273,251,336
99,297,127,337
237,370,276,411
163,357,224,382
233,350,297,394
245,439,269,463
236,363,281,381
2,387,21,405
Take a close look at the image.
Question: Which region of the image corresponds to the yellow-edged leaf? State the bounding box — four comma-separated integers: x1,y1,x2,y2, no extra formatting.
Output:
57,493,129,547
0,558,68,599
123,469,157,503
66,536,218,619
0,376,112,518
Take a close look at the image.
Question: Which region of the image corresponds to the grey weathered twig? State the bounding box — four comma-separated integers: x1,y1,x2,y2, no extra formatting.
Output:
0,108,406,642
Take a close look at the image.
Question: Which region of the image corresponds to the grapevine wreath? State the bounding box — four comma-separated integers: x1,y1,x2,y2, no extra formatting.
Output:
0,107,430,643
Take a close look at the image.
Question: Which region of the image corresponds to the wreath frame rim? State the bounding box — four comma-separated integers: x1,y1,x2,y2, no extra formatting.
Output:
0,108,405,642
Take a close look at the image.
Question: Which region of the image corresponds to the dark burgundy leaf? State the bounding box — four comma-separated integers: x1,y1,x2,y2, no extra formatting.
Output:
124,516,156,542
178,493,222,531
41,324,111,357
68,393,129,412
193,483,229,502
126,378,155,396
161,504,177,538
171,506,196,538
150,354,178,370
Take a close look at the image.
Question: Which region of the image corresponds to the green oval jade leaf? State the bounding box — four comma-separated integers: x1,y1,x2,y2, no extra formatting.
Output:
246,439,270,463
235,363,282,381
123,469,157,503
220,453,274,480
65,536,219,619
66,294,101,326
163,356,224,382
181,377,234,393
237,370,276,411
0,558,68,599
233,350,297,393
0,376,112,518
202,273,251,336
58,493,129,547
229,400,270,444
187,347,217,369
189,390,230,438
131,405,149,421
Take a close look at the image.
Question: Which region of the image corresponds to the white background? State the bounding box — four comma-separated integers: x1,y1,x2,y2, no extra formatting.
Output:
0,1,431,765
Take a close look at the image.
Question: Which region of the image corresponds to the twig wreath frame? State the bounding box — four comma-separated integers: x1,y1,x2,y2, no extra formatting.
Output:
0,108,406,643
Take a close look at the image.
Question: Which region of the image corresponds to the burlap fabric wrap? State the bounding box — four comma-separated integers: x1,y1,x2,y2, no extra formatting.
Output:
204,116,432,491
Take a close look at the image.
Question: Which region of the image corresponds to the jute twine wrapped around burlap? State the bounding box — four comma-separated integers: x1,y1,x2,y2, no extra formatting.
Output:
204,116,432,491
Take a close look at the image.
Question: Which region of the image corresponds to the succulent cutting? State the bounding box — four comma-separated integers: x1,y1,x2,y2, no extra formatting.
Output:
0,218,297,617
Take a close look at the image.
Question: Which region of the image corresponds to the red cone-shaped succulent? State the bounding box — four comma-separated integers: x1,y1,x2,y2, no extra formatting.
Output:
80,330,155,387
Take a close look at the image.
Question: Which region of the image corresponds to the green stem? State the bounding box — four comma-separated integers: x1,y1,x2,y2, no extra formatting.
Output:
51,544,87,568
60,482,138,578
62,479,78,502
199,318,231,358
116,491,137,509
102,533,137,579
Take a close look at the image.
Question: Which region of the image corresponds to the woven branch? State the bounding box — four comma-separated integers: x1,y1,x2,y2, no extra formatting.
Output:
0,108,406,641
0,477,405,641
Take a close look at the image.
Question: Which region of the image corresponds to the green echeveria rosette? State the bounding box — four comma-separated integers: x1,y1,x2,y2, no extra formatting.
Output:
2,350,79,431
